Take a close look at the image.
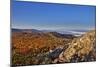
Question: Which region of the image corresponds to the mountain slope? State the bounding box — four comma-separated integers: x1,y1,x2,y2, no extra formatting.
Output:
12,29,96,65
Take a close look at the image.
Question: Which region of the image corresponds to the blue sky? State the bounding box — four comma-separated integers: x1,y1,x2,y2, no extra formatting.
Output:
12,1,96,30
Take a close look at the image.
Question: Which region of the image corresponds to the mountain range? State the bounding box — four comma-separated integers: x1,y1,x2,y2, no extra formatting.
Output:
12,28,89,36
12,29,96,65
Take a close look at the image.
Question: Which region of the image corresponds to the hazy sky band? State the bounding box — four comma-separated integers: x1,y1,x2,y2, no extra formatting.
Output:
12,1,96,30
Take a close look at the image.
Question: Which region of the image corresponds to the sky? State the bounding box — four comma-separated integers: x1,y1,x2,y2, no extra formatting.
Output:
12,0,96,30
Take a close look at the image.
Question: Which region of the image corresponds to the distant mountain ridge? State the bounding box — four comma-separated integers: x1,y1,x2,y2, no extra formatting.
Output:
12,28,88,36
12,28,76,39
46,32,76,39
12,28,42,33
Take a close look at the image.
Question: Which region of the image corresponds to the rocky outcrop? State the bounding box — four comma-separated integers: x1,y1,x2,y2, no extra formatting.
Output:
54,30,96,63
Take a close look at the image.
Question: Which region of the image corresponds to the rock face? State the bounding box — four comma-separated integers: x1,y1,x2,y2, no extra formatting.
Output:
56,30,96,63
39,30,96,64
